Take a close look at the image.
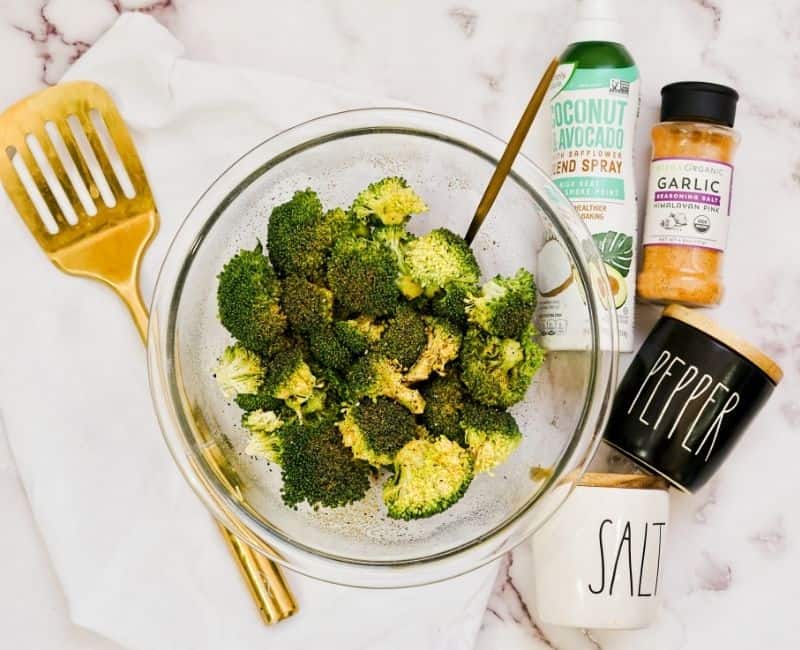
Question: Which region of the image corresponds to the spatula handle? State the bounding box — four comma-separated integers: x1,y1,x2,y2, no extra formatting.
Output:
119,282,298,624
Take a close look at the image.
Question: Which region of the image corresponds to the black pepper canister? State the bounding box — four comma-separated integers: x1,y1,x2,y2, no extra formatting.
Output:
604,305,782,492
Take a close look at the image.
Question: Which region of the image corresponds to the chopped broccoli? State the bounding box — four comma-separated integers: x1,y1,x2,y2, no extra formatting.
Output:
267,189,334,281
404,228,480,297
373,224,424,299
243,410,285,464
235,388,284,413
262,349,317,415
281,275,333,335
350,177,428,226
324,206,369,239
333,316,385,355
405,316,463,383
459,324,545,408
338,397,417,466
421,374,469,443
466,269,537,339
460,403,522,474
346,354,425,414
217,244,287,354
216,182,543,516
431,282,475,327
383,437,474,520
281,414,373,509
309,362,349,405
377,306,427,369
327,237,400,316
308,325,353,371
214,344,264,400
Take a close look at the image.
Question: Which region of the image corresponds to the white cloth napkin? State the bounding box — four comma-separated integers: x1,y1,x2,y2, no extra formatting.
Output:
0,13,497,650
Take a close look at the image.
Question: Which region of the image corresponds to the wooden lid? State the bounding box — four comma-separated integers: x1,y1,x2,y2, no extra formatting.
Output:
663,305,783,384
577,472,669,490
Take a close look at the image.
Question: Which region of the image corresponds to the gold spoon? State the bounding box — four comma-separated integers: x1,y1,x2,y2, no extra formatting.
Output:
465,57,560,244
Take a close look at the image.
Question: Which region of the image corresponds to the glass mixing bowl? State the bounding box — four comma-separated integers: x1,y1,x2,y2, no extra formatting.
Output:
147,108,618,588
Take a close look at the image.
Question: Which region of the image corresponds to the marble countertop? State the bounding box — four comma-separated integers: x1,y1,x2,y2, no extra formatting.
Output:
2,1,798,648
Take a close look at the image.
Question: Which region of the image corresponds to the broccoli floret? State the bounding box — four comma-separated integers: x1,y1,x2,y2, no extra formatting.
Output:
405,316,463,383
404,228,480,297
346,354,425,414
373,225,424,299
235,388,284,413
466,269,537,339
377,306,427,370
383,437,474,520
281,414,372,509
327,237,400,316
308,361,349,404
324,206,369,239
281,275,333,335
350,177,428,226
421,374,469,443
308,325,353,371
460,403,522,474
262,349,317,415
431,282,475,327
217,244,287,354
243,410,285,464
460,324,545,408
266,189,335,281
338,398,417,466
214,344,264,400
333,316,385,355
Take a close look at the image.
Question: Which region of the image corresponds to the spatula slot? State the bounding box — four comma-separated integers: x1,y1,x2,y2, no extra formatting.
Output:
44,121,98,217
6,145,59,235
66,114,116,208
25,133,79,226
89,109,136,200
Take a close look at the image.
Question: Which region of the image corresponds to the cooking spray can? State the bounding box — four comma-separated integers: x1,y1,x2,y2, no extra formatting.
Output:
538,0,640,352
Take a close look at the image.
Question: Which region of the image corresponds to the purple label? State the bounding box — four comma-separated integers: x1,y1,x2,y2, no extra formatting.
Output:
654,191,721,206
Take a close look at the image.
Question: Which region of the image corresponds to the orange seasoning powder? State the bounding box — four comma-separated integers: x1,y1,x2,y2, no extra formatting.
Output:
637,82,740,306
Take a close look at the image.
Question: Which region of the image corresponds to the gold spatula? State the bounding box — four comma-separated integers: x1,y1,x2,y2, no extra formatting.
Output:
0,81,297,624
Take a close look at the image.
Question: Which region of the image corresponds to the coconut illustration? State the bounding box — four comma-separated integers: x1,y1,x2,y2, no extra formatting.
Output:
537,238,574,298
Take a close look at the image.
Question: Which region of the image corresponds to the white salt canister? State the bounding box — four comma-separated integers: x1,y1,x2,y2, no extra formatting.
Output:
530,473,669,629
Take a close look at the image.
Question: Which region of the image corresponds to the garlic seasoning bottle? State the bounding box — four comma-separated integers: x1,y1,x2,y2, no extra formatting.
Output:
637,82,740,306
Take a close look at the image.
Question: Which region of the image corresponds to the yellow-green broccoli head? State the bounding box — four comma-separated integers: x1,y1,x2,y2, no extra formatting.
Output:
377,306,428,370
281,275,334,335
333,316,385,355
383,436,474,520
214,344,264,400
351,176,428,226
327,236,400,317
466,268,537,339
216,244,287,354
405,316,463,383
404,228,480,296
373,224,424,299
461,404,522,474
459,324,545,408
243,410,285,464
346,354,426,414
264,349,317,409
338,397,417,467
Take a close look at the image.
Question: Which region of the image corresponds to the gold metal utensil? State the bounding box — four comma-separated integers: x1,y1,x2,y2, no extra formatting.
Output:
465,57,560,244
0,81,297,624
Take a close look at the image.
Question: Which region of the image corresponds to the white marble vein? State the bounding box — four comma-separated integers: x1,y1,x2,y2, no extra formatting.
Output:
1,1,799,648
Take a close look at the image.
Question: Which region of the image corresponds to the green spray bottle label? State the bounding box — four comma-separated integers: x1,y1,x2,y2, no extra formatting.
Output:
540,63,640,352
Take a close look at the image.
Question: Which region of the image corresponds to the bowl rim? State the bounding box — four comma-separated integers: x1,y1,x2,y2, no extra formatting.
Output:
147,106,618,587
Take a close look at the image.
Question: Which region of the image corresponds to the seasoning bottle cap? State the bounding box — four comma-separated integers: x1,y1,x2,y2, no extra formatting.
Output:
660,81,739,127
